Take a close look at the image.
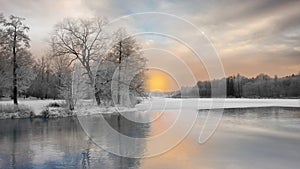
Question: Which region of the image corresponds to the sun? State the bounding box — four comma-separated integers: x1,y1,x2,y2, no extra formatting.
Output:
146,69,179,92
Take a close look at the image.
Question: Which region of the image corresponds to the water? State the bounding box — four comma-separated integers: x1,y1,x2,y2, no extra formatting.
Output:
0,107,300,169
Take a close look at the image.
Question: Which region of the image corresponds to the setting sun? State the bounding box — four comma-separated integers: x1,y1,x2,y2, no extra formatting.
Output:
146,69,179,92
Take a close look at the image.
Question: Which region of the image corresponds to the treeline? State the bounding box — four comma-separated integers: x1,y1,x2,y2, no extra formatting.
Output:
174,73,300,98
0,52,71,100
0,13,147,107
226,73,300,98
0,14,73,100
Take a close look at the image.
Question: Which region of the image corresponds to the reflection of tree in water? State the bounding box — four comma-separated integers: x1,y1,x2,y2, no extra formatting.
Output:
78,113,151,169
0,119,33,168
81,138,92,169
0,115,150,168
11,128,16,169
0,118,87,168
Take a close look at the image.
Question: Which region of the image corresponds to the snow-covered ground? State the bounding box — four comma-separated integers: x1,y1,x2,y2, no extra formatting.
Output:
0,98,299,119
75,106,138,116
0,99,65,115
136,97,300,111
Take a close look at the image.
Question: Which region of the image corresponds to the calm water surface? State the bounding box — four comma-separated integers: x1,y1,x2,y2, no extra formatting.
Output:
0,107,300,169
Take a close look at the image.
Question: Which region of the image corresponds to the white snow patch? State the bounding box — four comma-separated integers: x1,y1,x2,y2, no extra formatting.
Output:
136,98,300,111
1,98,299,119
75,105,137,116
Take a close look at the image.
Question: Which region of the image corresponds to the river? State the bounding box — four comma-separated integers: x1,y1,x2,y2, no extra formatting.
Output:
0,107,300,169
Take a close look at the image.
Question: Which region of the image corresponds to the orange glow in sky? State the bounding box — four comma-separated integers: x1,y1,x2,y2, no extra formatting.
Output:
146,69,179,92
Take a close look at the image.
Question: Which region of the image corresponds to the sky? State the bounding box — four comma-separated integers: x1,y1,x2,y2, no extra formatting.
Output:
1,0,300,91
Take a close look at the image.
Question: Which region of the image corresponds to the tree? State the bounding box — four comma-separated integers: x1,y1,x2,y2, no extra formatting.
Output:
28,55,54,99
234,74,244,98
193,73,300,99
15,49,36,96
0,15,30,105
0,13,6,44
95,61,116,105
0,47,11,97
226,76,234,97
52,54,76,109
0,13,5,43
50,17,108,105
100,28,147,106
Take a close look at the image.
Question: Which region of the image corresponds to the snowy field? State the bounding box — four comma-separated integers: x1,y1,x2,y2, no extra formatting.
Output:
0,99,65,115
136,97,300,111
0,98,299,116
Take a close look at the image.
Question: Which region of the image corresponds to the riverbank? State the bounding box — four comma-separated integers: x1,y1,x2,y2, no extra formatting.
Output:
136,98,300,110
1,98,299,120
0,100,138,119
0,101,72,119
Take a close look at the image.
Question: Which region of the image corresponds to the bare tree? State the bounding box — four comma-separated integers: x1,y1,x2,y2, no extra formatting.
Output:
72,64,93,105
0,15,30,104
50,17,108,105
32,55,53,99
102,28,147,106
15,49,36,96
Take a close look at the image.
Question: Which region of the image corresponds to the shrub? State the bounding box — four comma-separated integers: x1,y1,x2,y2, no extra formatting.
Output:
0,104,34,119
46,101,67,108
41,109,50,118
42,101,73,119
47,102,61,108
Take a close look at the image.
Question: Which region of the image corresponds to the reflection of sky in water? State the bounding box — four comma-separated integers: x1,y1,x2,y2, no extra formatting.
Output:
0,107,299,168
221,108,300,133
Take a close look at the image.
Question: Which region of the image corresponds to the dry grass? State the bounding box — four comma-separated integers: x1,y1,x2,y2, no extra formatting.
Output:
0,104,33,114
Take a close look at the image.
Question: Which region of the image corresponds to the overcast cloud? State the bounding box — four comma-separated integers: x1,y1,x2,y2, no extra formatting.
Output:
1,0,299,82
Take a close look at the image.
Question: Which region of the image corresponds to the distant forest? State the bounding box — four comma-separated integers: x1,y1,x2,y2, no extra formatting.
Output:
172,73,300,98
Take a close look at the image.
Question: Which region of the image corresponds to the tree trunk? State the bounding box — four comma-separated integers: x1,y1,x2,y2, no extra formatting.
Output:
94,84,101,105
12,29,18,105
91,73,101,106
67,81,74,110
117,41,122,105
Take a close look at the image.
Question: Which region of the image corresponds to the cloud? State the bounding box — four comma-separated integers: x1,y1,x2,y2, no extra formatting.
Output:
0,0,299,82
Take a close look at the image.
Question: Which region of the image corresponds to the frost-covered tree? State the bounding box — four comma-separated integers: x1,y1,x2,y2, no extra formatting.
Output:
28,55,57,99
0,46,34,98
0,15,30,104
50,17,108,105
95,61,116,105
0,48,11,96
71,63,93,105
96,28,147,107
15,49,36,95
51,53,72,101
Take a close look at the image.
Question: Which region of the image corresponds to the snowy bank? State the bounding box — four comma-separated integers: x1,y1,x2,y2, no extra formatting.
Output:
0,99,138,119
1,98,299,119
0,99,65,116
135,98,300,111
75,106,137,116
0,100,68,119
0,104,34,119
